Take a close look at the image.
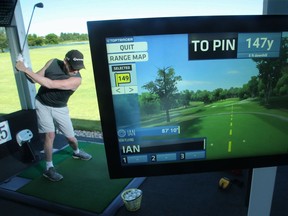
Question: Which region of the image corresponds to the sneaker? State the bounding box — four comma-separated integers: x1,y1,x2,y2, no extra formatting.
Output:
72,150,92,160
43,167,63,182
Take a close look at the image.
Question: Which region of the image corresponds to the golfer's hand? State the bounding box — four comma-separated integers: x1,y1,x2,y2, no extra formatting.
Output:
16,61,28,73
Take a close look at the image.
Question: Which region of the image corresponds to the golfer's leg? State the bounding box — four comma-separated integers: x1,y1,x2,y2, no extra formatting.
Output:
44,132,55,162
67,136,78,151
54,106,92,160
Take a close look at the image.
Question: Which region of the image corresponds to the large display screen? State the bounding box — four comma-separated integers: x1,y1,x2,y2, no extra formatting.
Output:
87,15,288,178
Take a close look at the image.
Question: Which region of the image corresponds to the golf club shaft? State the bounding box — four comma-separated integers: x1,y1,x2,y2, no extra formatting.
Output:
21,6,36,54
20,3,44,54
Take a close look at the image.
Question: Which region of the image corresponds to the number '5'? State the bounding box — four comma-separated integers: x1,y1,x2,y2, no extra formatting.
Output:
0,125,8,140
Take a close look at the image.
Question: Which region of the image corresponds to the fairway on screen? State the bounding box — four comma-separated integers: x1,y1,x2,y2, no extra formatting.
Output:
88,15,288,178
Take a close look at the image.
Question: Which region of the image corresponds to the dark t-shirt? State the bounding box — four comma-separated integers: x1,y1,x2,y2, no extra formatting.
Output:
36,59,81,107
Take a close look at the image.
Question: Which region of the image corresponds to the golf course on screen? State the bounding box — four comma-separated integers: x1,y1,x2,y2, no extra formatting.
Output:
139,96,288,160
127,34,288,161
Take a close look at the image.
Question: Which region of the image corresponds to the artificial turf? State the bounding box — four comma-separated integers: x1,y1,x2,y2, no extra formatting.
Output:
17,142,131,214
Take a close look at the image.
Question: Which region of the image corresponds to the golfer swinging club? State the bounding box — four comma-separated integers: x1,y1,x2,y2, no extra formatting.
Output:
16,50,92,182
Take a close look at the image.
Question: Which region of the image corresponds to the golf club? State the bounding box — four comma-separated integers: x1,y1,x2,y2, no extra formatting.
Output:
20,2,44,54
17,2,43,82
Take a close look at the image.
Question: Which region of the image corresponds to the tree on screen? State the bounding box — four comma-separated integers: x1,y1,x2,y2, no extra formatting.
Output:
142,66,182,122
253,37,288,104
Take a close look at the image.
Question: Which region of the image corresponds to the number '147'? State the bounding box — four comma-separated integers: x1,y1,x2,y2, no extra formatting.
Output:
246,37,274,51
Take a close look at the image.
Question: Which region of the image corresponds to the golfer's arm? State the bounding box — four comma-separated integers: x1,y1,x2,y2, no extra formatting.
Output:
17,59,50,83
23,68,81,90
21,64,46,83
46,77,82,90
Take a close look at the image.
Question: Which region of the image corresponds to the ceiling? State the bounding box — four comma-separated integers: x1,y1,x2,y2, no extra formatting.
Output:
0,0,18,27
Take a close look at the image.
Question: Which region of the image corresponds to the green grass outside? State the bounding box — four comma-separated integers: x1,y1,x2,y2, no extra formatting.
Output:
0,43,102,131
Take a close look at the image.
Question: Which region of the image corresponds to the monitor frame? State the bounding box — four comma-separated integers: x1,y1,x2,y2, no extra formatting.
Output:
87,15,288,178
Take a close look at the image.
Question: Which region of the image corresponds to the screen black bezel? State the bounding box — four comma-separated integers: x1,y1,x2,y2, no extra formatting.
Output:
87,15,288,178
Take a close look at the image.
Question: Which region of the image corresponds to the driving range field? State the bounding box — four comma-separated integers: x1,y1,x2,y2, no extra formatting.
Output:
0,43,102,131
141,97,288,160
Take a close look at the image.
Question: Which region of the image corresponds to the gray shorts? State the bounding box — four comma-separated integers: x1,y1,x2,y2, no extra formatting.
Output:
35,99,75,137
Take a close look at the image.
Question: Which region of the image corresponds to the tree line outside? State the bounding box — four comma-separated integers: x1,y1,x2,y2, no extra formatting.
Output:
140,37,288,123
0,27,88,52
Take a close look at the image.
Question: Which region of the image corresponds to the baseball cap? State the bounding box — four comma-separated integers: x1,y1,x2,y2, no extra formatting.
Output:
65,50,85,70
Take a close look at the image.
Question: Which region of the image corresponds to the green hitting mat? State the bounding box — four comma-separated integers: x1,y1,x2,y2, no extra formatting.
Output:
16,142,131,214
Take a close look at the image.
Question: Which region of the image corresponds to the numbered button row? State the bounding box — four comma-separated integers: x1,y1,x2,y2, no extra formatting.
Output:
122,151,205,164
